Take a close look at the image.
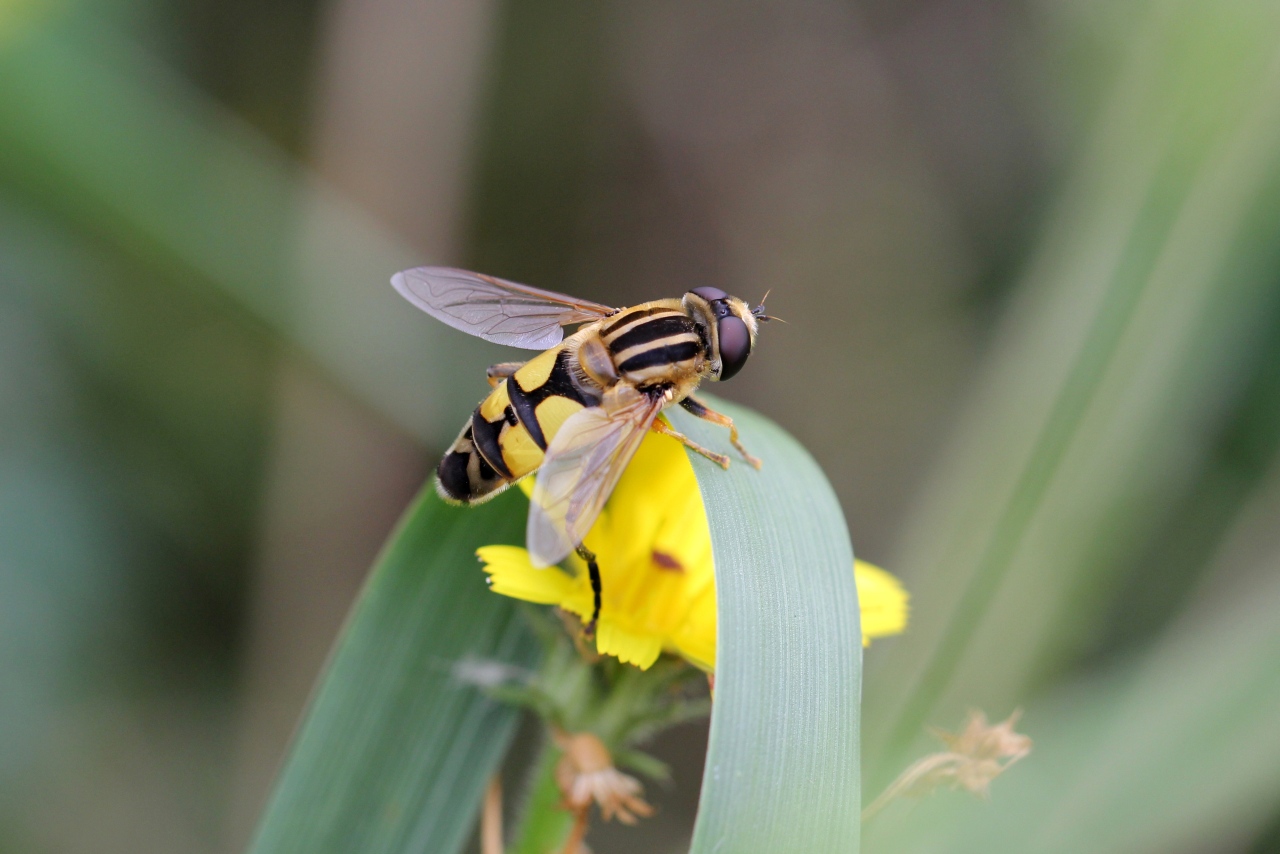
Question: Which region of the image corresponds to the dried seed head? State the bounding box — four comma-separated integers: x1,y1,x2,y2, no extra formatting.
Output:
929,709,1032,780
864,709,1032,819
554,731,655,825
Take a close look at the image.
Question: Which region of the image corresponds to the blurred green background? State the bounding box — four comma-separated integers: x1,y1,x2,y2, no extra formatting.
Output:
3,0,1280,852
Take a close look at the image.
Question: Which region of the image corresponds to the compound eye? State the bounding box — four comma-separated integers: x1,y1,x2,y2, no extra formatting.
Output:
717,315,752,380
691,285,730,302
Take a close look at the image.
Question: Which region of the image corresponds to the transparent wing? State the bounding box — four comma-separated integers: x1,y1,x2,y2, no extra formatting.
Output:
391,266,615,349
527,390,664,567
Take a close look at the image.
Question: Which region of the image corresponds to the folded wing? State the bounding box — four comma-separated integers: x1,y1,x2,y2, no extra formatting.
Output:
527,388,664,567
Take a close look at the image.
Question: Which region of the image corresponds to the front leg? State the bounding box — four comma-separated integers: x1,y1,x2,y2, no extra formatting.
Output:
651,420,731,469
486,361,526,388
679,395,763,469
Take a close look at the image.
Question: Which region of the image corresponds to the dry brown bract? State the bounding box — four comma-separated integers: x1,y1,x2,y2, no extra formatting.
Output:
555,730,654,824
553,730,654,854
863,709,1032,819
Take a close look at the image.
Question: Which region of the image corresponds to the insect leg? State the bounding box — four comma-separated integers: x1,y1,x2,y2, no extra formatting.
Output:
651,420,732,469
485,361,526,387
679,395,762,469
576,544,602,639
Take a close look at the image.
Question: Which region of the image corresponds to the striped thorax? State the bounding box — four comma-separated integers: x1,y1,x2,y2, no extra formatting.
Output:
598,300,703,386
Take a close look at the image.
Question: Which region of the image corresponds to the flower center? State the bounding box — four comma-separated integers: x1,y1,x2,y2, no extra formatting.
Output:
651,550,684,572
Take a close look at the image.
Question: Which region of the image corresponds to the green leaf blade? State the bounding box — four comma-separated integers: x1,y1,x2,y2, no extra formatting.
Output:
248,488,537,854
670,398,862,854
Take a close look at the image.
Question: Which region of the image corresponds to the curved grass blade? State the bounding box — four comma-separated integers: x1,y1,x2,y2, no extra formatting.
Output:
668,398,862,854
248,488,537,854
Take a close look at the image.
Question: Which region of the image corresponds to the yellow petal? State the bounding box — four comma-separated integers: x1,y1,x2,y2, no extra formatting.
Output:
477,545,576,605
668,632,715,672
855,560,909,645
666,576,717,671
596,619,664,670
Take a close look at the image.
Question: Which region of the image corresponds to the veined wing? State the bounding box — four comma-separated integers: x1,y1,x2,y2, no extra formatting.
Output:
527,389,664,567
392,266,615,349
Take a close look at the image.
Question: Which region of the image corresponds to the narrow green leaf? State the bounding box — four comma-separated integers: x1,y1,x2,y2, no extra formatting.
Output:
669,398,862,854
510,741,576,854
865,476,1280,853
248,488,538,854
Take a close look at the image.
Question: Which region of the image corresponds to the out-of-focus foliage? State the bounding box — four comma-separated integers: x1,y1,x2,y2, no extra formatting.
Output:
249,489,535,854
862,0,1280,850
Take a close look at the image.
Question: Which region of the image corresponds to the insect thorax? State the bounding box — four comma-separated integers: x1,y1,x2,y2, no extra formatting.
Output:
596,301,705,387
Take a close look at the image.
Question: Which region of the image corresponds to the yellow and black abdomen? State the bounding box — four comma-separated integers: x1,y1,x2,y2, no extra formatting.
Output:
436,344,601,504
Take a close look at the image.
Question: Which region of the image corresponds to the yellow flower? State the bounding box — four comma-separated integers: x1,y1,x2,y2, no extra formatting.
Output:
477,429,908,670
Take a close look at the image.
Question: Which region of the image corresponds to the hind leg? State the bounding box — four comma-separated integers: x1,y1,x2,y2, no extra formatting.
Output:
651,420,731,469
678,395,762,469
576,544,602,639
486,362,525,387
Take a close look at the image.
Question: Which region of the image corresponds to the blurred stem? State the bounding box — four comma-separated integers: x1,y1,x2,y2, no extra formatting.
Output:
482,775,503,854
510,739,574,854
560,811,589,854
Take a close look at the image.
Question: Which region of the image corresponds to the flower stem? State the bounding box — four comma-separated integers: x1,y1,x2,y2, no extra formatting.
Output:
482,775,503,854
509,738,575,854
560,808,589,854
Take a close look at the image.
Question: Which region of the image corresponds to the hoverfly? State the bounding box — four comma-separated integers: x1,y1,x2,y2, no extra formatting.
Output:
392,266,770,633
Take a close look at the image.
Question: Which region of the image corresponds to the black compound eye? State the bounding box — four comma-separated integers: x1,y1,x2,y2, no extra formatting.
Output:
691,286,729,302
717,315,751,380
